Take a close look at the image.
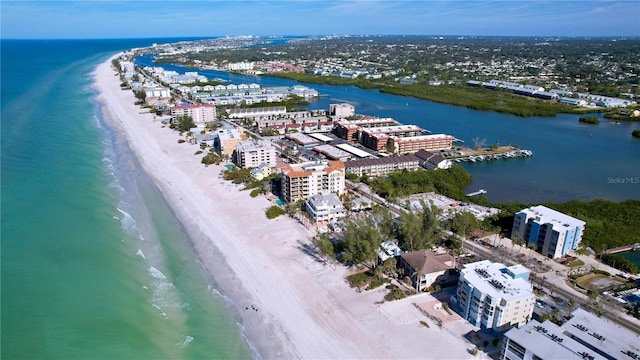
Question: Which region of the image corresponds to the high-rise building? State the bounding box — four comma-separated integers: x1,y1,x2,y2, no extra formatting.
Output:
456,260,535,331
512,206,586,259
235,140,277,168
281,161,345,203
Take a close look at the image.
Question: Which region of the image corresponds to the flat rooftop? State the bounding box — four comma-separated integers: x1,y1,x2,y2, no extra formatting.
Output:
312,145,352,160
461,260,533,301
520,205,586,228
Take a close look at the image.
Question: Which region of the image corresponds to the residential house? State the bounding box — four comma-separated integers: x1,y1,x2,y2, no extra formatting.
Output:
399,250,456,292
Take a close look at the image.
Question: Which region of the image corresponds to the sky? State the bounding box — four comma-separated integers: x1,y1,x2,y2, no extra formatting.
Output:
1,0,639,39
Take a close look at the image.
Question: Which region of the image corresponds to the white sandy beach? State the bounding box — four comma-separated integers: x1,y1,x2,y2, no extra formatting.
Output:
94,55,485,359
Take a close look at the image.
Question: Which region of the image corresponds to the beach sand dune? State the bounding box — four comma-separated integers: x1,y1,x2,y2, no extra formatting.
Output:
94,55,483,359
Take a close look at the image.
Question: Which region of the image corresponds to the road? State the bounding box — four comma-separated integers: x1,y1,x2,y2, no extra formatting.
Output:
466,238,640,334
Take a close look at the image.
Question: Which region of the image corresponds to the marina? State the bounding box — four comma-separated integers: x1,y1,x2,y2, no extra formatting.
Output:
451,147,533,163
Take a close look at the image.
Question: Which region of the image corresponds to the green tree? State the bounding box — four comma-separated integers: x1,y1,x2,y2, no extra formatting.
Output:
176,115,195,132
340,217,382,270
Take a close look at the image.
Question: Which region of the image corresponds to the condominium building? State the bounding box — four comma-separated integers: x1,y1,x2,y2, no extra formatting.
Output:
234,139,277,168
456,260,535,331
344,154,421,177
281,161,345,203
171,104,217,126
216,127,245,157
512,205,586,259
329,103,355,118
501,309,640,360
333,117,396,142
305,192,347,224
391,134,455,154
359,125,424,151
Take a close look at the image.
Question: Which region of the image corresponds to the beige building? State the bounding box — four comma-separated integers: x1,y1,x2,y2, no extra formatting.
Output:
171,104,217,126
399,250,456,292
329,103,355,118
216,127,246,157
281,161,345,203
235,139,277,168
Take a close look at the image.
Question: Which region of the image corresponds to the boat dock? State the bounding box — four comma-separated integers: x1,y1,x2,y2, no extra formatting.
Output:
451,147,533,163
466,189,487,197
605,243,640,254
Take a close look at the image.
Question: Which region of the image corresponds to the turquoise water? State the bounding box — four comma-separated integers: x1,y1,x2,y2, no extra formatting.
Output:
138,56,640,203
1,40,251,359
618,250,640,270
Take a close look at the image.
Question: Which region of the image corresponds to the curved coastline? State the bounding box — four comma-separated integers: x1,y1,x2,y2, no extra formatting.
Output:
93,53,487,359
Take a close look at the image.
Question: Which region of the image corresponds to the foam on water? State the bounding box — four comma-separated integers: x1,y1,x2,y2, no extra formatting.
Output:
176,335,194,348
116,207,137,232
136,249,146,259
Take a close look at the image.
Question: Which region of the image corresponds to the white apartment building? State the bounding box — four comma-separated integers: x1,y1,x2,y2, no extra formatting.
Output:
501,309,640,360
234,140,277,168
456,260,535,331
512,205,586,259
305,193,347,224
281,161,345,203
145,86,171,98
171,104,217,126
329,103,355,118
227,62,255,71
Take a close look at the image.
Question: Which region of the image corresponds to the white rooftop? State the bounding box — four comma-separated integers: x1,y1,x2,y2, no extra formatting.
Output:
505,308,640,360
520,205,586,228
461,260,533,301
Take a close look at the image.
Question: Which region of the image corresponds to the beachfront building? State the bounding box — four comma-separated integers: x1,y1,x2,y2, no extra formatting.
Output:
305,192,347,224
249,163,272,181
500,308,640,360
511,205,586,259
280,160,345,203
399,250,456,292
216,127,245,157
171,104,217,126
329,103,355,118
377,240,403,262
456,260,535,331
234,139,277,169
344,154,421,177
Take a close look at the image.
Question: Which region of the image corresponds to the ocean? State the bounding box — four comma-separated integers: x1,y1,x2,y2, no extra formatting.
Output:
1,39,251,359
3,38,639,359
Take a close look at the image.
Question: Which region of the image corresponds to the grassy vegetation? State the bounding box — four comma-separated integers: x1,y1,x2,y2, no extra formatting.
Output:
579,116,600,125
346,271,382,290
604,113,640,122
567,259,585,268
266,72,588,117
633,129,640,138
365,166,472,201
384,288,407,301
265,205,285,219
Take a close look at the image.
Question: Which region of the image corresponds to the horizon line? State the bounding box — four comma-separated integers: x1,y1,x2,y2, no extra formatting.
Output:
3,34,640,41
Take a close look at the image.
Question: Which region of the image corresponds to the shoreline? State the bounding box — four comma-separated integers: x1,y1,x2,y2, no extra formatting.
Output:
93,54,486,359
